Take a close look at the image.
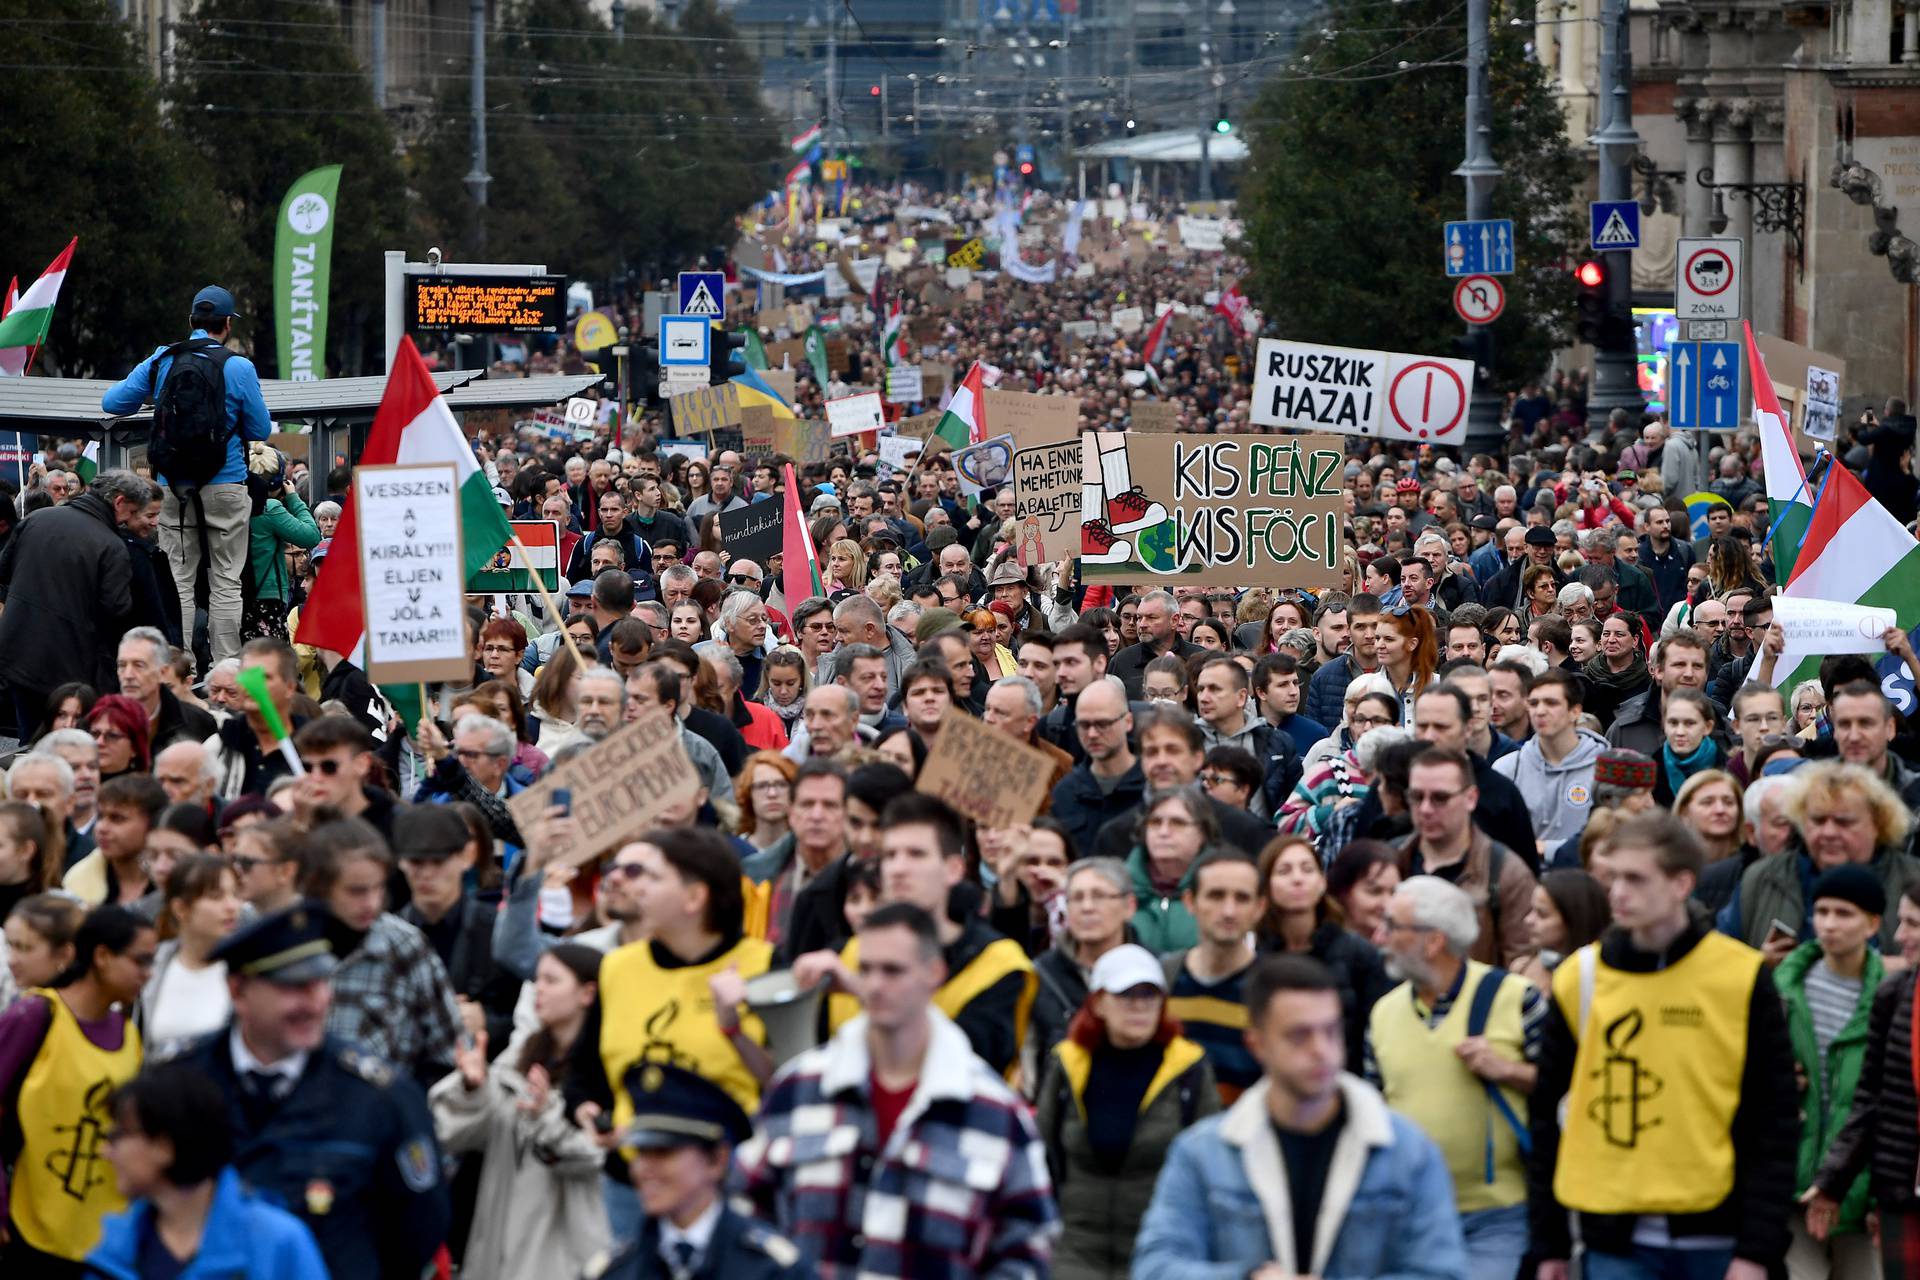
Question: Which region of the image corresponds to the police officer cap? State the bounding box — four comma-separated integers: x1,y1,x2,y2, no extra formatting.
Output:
210,903,339,984
620,1062,752,1150
392,805,470,861
192,285,241,319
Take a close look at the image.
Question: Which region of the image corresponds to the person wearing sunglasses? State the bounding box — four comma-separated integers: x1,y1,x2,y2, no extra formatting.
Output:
288,716,396,847
1390,745,1539,970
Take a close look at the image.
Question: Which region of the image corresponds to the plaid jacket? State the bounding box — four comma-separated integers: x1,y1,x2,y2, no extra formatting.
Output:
735,1009,1059,1280
326,912,463,1077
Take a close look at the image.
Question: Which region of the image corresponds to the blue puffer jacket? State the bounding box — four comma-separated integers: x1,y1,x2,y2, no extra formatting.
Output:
1132,1074,1467,1280
86,1167,330,1280
1304,653,1364,731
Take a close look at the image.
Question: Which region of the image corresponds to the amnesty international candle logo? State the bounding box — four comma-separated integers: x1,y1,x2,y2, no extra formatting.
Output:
47,1077,114,1200
1585,1008,1663,1148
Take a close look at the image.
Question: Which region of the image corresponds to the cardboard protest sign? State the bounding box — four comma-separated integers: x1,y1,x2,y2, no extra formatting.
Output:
1078,432,1345,590
914,709,1056,829
1130,400,1181,433
1772,595,1899,655
763,338,807,370
760,368,798,405
826,392,885,438
1011,435,1081,563
877,433,921,471
952,433,1015,498
983,389,1080,451
885,365,924,404
1177,216,1226,252
353,463,469,684
719,500,784,566
1250,339,1476,443
773,417,830,465
669,381,741,437
506,707,702,870
897,409,944,440
1110,306,1145,335
740,404,776,456
921,363,951,401
945,237,987,270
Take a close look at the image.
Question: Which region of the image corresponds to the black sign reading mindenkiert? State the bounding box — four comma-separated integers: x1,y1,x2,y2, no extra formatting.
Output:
407,274,567,335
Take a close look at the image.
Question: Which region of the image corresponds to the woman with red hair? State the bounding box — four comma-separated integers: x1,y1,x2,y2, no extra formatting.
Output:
1034,943,1219,1280
1372,604,1437,726
86,695,152,781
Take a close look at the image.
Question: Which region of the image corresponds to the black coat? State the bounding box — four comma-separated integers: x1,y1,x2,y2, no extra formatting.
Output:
0,491,132,696
587,1206,812,1280
152,684,218,753
125,532,183,645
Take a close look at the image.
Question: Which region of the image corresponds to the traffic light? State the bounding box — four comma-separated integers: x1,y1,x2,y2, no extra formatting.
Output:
580,347,618,392
1574,259,1606,346
709,325,748,385
1212,116,1232,135
632,339,663,409
869,84,881,96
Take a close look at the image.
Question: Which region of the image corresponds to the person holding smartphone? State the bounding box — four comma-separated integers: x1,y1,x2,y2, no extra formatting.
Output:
243,443,320,642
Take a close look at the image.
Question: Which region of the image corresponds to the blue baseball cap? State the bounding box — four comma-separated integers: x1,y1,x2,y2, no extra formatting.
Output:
192,285,241,318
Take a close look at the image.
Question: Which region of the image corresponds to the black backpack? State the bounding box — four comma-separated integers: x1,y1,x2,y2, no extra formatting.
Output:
149,337,236,489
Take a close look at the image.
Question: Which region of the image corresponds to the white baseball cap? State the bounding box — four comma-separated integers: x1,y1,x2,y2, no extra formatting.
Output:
1089,944,1167,996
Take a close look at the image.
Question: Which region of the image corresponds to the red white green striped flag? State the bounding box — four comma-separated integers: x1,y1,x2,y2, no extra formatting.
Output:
780,462,823,615
934,361,987,450
0,239,77,377
295,337,513,727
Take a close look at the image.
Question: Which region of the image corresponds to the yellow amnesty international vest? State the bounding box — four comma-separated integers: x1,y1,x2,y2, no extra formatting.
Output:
598,936,772,1128
827,934,1038,1072
13,991,143,1259
1551,932,1762,1215
1368,961,1529,1213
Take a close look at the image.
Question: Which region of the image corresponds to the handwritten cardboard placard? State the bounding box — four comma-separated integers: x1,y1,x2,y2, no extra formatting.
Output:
1078,432,1345,590
740,403,776,457
760,368,798,406
827,392,886,438
669,381,742,437
773,417,830,466
983,389,1080,451
915,709,1056,830
353,462,469,685
505,707,702,869
764,338,807,370
1012,434,1083,560
1130,400,1181,433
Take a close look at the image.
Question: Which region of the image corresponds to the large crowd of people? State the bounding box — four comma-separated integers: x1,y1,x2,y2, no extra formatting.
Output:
0,187,1915,1280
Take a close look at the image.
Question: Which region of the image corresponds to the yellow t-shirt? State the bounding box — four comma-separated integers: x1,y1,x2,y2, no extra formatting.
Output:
597,936,772,1127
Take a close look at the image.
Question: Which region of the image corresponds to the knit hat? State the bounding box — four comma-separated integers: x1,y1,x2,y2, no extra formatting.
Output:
915,607,963,644
1811,864,1886,917
1592,749,1656,791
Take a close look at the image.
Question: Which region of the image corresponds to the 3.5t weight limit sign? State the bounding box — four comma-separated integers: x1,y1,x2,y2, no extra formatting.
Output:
1676,238,1743,321
1452,275,1505,325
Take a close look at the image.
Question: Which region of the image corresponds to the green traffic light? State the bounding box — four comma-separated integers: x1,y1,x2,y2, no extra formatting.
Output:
1213,118,1232,134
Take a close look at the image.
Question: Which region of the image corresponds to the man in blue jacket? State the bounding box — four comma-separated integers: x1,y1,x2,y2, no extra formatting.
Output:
1133,954,1467,1280
102,285,271,671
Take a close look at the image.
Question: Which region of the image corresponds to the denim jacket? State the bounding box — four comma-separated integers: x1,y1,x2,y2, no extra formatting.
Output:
1131,1073,1467,1280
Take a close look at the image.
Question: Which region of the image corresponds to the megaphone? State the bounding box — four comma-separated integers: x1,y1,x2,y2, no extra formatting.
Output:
743,970,828,1068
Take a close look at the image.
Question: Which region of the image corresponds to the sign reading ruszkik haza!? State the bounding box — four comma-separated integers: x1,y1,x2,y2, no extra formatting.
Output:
353,462,470,684
1250,339,1476,443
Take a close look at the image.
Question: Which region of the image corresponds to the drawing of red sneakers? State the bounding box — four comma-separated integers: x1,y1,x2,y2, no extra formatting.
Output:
1105,487,1167,535
1081,518,1133,565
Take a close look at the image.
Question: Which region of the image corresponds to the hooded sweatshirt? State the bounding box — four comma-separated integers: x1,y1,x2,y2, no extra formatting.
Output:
1491,727,1608,847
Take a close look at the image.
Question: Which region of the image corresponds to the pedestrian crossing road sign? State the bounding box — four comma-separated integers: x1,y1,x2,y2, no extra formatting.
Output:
1443,220,1514,276
1589,201,1641,251
1668,341,1741,430
678,271,725,318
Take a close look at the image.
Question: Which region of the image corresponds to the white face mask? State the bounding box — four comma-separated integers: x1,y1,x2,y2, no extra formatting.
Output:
537,886,575,932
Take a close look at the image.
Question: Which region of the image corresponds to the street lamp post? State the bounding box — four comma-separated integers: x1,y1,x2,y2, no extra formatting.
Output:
1455,0,1502,434
1585,0,1645,436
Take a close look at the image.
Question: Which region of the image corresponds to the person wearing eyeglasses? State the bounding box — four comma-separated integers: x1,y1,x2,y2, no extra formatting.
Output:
0,905,154,1273
87,694,152,784
1035,943,1220,1280
1392,746,1539,971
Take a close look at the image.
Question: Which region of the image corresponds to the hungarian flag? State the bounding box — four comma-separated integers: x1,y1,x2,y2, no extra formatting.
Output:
1138,309,1173,390
790,122,823,154
1750,321,1812,583
295,337,513,727
0,238,77,377
933,361,986,450
779,462,823,616
73,441,101,485
881,300,909,367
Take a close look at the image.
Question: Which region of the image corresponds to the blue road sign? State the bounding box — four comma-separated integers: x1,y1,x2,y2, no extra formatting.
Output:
678,271,725,318
659,315,711,366
1589,200,1641,251
1443,219,1515,276
1668,341,1741,430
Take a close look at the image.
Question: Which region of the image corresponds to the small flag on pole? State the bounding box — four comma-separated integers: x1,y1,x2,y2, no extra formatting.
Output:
236,664,305,777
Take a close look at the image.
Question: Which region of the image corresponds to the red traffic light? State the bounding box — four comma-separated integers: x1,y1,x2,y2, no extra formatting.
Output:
1574,260,1605,288
869,84,881,96
1019,161,1034,175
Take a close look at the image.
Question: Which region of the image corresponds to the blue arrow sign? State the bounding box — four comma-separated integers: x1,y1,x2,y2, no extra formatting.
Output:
1443,219,1515,276
1590,200,1641,251
1667,341,1742,430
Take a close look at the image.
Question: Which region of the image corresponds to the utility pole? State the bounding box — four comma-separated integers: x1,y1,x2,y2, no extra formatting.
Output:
611,0,624,39
464,0,490,254
881,74,890,143
1198,3,1214,200
370,0,387,108
825,7,840,148
1455,0,1502,434
1586,0,1645,436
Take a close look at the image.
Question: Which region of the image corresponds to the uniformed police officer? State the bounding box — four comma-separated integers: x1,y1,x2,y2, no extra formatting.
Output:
581,1062,812,1280
170,903,451,1279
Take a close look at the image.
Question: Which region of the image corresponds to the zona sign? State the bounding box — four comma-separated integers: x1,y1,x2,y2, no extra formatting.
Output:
1452,275,1505,325
1388,360,1469,439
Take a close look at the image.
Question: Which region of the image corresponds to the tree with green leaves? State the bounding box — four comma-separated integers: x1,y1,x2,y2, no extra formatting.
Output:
166,0,412,376
0,0,242,376
412,0,781,286
1238,0,1582,387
